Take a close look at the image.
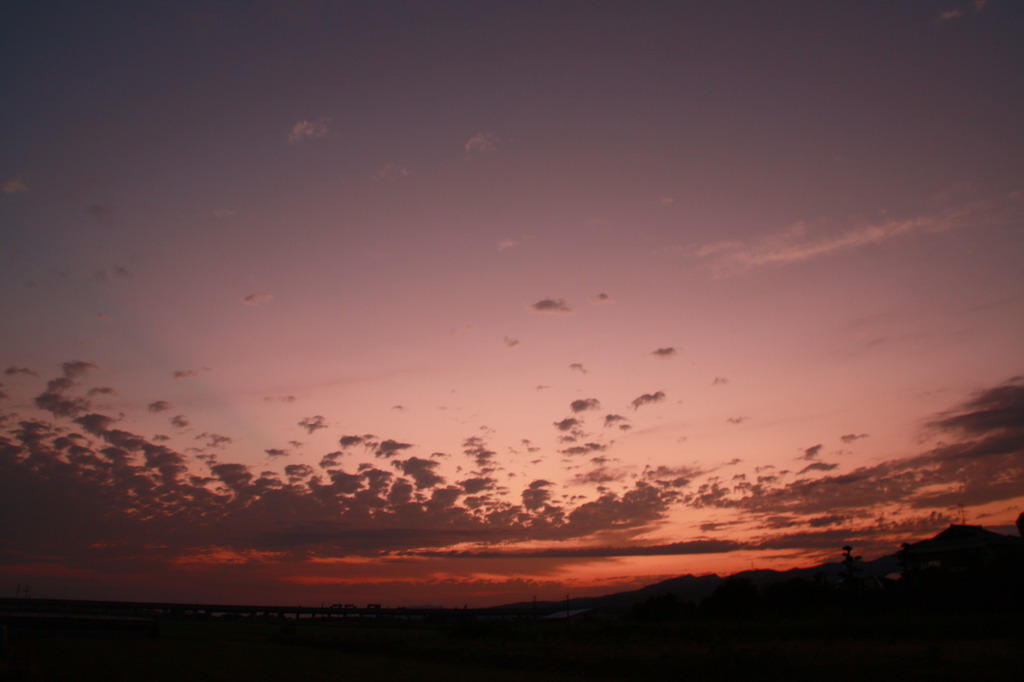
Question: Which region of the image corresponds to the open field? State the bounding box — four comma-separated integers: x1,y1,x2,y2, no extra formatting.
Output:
4,613,1023,681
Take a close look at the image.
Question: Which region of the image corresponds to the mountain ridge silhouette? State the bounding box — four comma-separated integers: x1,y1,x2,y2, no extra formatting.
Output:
494,554,900,612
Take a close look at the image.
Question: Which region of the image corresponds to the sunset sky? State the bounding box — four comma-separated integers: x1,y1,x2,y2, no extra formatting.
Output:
2,0,1022,608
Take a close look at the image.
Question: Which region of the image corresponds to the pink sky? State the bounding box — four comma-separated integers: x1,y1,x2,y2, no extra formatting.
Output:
2,1,1023,608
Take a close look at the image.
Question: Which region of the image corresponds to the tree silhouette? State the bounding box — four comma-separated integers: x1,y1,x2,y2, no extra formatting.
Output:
840,545,863,588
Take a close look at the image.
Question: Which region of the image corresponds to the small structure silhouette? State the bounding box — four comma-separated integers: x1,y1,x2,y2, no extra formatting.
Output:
901,524,1024,575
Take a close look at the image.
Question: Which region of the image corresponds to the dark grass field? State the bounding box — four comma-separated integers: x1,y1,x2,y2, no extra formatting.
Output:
4,613,1023,681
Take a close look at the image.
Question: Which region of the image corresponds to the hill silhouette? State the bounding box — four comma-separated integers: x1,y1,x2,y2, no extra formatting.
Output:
495,554,900,614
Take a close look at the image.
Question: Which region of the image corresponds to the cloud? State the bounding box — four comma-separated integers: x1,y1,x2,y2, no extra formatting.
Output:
197,432,232,449
375,439,413,458
393,456,445,489
564,481,679,535
173,367,211,379
4,366,37,377
603,414,627,427
503,336,520,347
798,461,838,475
572,465,629,484
687,377,1024,524
531,298,572,314
727,416,749,424
170,415,190,429
264,395,297,403
643,464,703,488
570,398,601,413
6,360,1021,607
554,418,580,432
650,347,677,358
288,118,330,143
459,476,496,495
698,204,990,274
592,293,613,304
90,266,129,284
800,444,823,461
927,377,1024,436
559,442,607,457
521,480,553,511
840,433,869,443
568,363,587,374
464,131,500,155
298,415,328,434
631,391,666,411
243,293,274,307
497,239,518,251
712,377,729,386
33,361,98,418
371,164,409,181
265,448,289,458
284,464,314,482
462,436,496,468
938,0,987,21
2,177,28,194
415,538,741,560
147,400,172,413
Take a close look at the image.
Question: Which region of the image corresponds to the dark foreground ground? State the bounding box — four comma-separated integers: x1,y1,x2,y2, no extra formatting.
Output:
3,612,1023,681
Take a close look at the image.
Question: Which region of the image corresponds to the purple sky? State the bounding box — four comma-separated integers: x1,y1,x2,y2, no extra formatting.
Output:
1,0,1022,607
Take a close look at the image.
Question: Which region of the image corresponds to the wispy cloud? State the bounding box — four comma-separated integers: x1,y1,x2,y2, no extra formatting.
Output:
371,164,409,181
173,366,211,379
464,131,500,155
938,0,987,21
243,293,274,307
2,176,28,194
698,204,988,274
288,118,330,143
